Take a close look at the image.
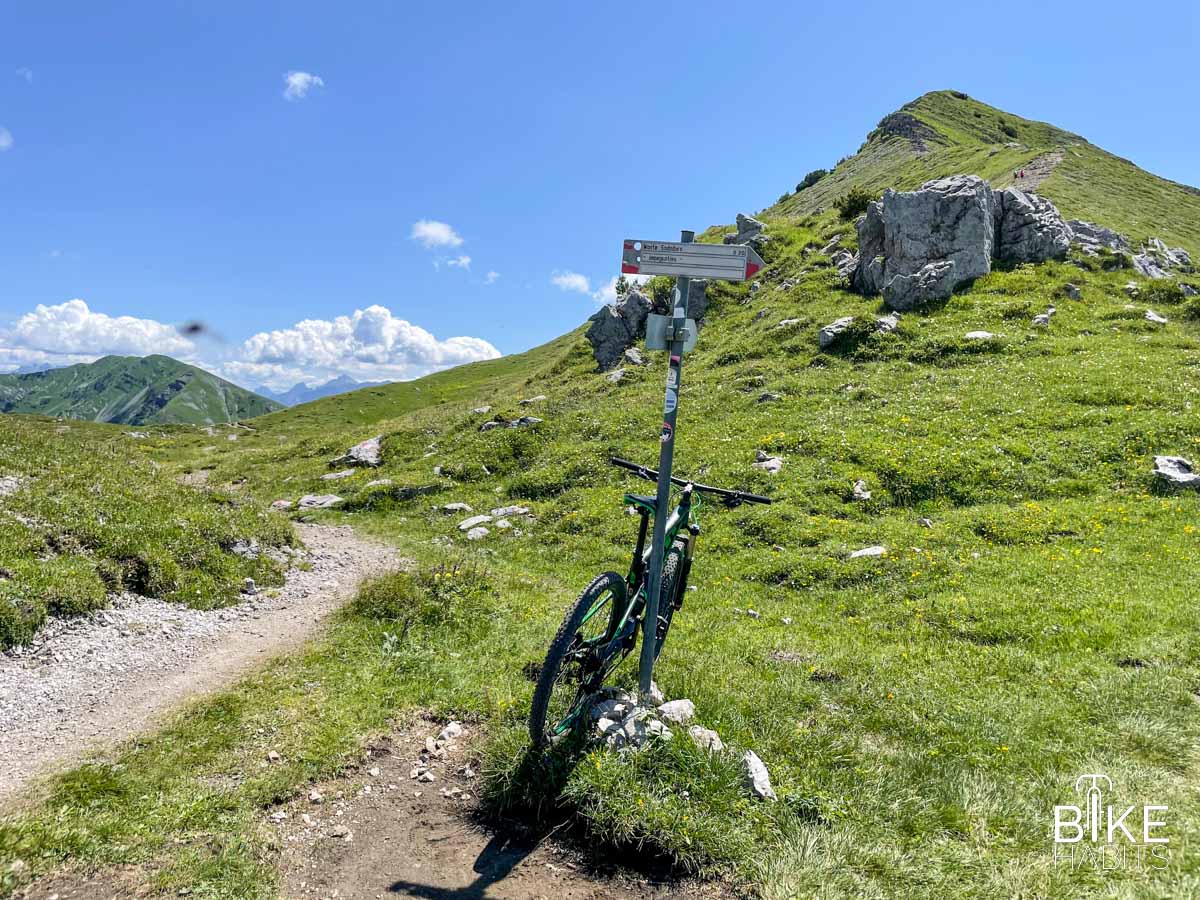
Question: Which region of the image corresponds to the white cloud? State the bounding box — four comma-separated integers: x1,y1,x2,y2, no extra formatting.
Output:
0,299,502,393
3,299,194,362
551,271,591,294
0,128,13,152
231,304,500,390
552,271,648,305
485,270,499,285
445,254,471,269
282,70,324,101
15,67,32,84
410,220,463,249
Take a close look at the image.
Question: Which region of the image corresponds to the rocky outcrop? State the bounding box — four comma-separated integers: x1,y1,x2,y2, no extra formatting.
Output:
1067,220,1131,255
1133,238,1193,279
993,189,1071,263
851,176,1076,309
723,213,765,246
852,175,995,310
584,289,652,370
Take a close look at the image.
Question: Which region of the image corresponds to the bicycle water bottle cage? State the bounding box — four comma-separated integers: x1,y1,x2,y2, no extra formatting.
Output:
623,493,658,517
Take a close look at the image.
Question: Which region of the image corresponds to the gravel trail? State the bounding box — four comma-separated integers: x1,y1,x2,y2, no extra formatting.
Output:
0,524,404,807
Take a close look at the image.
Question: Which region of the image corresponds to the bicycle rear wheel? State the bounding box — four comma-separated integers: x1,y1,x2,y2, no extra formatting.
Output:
529,572,627,748
653,540,687,660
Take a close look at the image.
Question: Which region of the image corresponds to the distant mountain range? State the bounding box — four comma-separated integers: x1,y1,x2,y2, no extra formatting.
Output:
0,355,281,425
258,374,392,407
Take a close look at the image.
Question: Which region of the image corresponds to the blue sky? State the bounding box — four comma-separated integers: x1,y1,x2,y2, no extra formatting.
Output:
2,1,1197,390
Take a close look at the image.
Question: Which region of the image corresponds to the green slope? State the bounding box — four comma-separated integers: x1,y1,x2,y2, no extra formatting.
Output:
0,355,281,425
777,89,1200,255
248,329,580,431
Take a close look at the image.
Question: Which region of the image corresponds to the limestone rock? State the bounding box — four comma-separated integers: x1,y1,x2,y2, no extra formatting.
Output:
605,368,625,384
1133,238,1192,279
585,289,653,371
270,499,293,510
993,188,1071,264
458,514,493,531
442,502,473,513
656,699,696,725
518,395,547,405
322,469,355,481
466,527,489,541
490,505,530,517
741,750,777,801
1067,220,1131,255
852,480,872,501
688,725,724,754
297,494,342,509
1153,456,1200,490
873,175,995,309
848,545,887,559
753,449,784,474
885,260,959,311
1145,309,1168,324
965,330,998,340
623,347,646,366
332,435,383,468
875,313,900,334
818,316,856,349
723,213,765,245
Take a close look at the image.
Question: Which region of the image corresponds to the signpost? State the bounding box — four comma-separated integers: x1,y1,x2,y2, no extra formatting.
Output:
625,231,760,697
622,239,763,282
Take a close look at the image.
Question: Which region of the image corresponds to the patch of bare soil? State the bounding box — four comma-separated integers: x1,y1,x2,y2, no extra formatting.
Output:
274,717,727,900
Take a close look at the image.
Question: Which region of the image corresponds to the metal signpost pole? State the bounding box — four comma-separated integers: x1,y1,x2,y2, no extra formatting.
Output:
638,230,693,696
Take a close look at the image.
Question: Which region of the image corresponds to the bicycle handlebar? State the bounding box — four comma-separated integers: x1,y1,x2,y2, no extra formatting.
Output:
609,457,773,506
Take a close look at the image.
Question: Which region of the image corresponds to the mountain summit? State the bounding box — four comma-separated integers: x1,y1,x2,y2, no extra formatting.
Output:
778,90,1199,255
0,355,280,425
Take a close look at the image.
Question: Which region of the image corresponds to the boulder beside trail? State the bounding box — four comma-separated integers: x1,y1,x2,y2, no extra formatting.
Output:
585,290,652,371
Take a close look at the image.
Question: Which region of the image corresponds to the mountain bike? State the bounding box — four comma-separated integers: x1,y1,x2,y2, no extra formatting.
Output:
528,456,772,748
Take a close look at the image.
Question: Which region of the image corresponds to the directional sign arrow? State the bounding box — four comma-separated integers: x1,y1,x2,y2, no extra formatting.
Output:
621,239,763,283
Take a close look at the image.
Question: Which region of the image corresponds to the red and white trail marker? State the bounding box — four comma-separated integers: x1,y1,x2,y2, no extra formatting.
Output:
621,239,763,282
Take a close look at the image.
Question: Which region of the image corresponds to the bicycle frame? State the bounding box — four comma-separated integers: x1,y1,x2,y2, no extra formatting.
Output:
595,484,700,665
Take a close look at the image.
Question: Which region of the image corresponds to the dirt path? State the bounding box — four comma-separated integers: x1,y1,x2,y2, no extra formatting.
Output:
1006,149,1065,193
0,524,404,807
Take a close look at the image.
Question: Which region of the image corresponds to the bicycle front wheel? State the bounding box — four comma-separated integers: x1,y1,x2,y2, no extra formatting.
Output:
529,572,628,749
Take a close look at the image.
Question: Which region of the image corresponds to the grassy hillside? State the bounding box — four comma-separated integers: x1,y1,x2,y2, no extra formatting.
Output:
247,329,579,431
777,90,1200,256
0,417,292,647
4,94,1200,898
0,355,281,425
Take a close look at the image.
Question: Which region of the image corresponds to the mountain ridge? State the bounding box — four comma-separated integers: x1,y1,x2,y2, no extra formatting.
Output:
0,355,281,425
